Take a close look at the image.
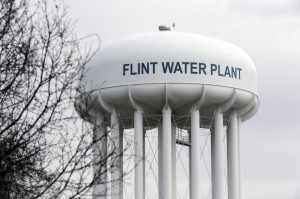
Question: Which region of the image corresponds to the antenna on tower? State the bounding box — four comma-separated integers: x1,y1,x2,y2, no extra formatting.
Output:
158,25,170,31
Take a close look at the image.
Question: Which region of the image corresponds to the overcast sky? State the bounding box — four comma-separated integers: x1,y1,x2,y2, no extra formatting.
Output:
66,0,300,198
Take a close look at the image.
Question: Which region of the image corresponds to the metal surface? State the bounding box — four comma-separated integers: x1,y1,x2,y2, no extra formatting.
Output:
190,109,200,199
228,111,239,199
111,110,123,199
93,113,107,199
134,109,144,199
211,107,226,199
162,105,172,199
75,31,260,199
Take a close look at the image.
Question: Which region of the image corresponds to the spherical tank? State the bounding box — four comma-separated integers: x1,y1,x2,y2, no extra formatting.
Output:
76,31,259,129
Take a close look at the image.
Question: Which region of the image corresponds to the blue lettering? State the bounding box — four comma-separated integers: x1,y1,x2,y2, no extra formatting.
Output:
211,64,218,75
141,62,149,74
237,68,242,79
124,62,241,79
231,67,237,79
130,64,137,75
191,62,197,74
123,64,130,76
218,65,224,76
182,62,189,73
150,62,157,74
137,63,141,74
174,62,183,73
224,66,231,77
162,62,174,73
199,63,206,75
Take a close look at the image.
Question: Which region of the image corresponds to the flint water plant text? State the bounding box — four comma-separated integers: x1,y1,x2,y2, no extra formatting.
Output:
123,62,242,79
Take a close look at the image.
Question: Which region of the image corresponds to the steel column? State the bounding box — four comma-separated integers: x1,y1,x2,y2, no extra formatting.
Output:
190,109,200,199
162,105,172,199
227,111,239,199
171,124,177,199
93,114,107,199
212,107,226,199
189,130,192,199
134,110,145,199
111,109,123,199
238,117,242,199
158,125,163,199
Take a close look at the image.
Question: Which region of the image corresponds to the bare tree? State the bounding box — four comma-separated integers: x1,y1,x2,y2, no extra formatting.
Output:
0,0,126,198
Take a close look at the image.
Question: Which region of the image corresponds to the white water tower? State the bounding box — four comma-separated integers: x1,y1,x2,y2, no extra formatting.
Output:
76,30,259,199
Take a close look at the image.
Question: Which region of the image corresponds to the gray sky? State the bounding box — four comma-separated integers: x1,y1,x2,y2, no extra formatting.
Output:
67,0,300,198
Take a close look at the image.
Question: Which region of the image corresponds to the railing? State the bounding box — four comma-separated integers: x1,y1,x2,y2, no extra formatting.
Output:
176,129,191,146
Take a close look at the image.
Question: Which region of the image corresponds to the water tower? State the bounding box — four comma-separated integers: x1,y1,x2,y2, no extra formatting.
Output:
75,29,259,199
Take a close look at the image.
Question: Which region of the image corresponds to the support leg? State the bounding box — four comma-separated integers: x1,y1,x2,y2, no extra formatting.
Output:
162,105,172,199
238,117,242,199
190,109,200,199
93,113,107,199
158,125,163,199
171,125,177,199
211,107,226,199
134,109,145,199
228,111,239,199
111,110,123,199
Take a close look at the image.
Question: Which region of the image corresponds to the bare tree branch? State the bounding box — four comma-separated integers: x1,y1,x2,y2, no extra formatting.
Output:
0,1,129,198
